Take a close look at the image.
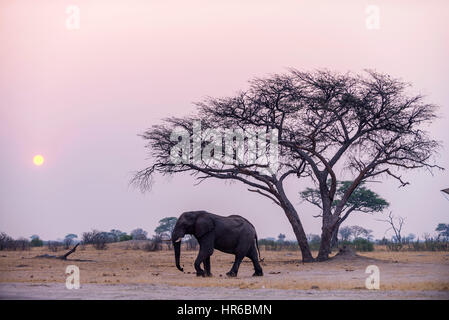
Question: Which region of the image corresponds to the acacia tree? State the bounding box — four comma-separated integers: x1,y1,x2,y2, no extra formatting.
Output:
301,181,389,247
436,223,449,240
276,70,441,260
155,217,178,238
133,69,441,261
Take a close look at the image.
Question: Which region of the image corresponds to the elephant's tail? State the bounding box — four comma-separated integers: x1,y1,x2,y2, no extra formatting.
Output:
255,234,263,262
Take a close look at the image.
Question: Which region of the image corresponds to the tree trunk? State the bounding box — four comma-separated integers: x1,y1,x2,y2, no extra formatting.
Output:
277,183,314,262
331,225,339,248
317,225,333,261
317,207,338,261
283,205,314,262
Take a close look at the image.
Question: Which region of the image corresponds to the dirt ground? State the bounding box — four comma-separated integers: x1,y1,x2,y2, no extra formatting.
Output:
1,242,448,299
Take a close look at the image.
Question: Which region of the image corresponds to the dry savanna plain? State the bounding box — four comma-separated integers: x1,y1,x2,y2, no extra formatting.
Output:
1,241,448,299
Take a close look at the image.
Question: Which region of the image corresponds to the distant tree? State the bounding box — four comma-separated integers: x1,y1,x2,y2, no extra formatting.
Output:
110,229,126,242
154,217,178,238
82,230,108,249
47,241,61,252
62,233,78,249
307,234,321,244
435,223,449,240
301,181,388,247
63,234,77,249
339,226,352,242
277,233,286,242
405,233,416,243
0,232,13,250
30,235,43,247
338,225,373,242
119,233,133,242
377,237,389,245
378,212,405,249
131,228,148,240
65,234,78,240
307,234,321,250
14,238,31,251
350,226,373,240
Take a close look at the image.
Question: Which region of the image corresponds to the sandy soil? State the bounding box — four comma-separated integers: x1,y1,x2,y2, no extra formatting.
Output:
1,242,448,299
1,283,448,300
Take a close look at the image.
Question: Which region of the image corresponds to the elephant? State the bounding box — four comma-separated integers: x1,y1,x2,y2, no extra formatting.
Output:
172,210,263,277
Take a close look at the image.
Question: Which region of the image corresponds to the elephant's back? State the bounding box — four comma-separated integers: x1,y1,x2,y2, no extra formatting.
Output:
227,215,256,228
219,214,257,235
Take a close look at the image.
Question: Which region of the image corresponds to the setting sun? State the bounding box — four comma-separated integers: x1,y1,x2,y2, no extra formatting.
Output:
33,155,44,166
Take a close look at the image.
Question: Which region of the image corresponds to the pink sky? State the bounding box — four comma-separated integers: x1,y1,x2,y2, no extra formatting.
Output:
1,0,448,241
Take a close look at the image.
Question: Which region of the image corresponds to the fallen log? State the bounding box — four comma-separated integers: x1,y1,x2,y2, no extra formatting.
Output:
35,243,79,260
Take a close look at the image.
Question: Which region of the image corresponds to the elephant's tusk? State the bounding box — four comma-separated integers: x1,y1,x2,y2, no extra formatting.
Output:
175,237,182,242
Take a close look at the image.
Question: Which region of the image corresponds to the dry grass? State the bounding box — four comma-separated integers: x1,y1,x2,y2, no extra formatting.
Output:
1,243,448,291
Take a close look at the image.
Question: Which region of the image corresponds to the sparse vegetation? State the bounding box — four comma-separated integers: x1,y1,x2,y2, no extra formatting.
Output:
0,233,31,251
142,236,163,252
30,235,43,247
82,230,108,250
47,241,62,252
341,238,374,252
131,228,148,240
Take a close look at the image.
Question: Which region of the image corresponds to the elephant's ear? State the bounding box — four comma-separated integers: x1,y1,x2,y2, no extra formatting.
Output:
195,215,214,238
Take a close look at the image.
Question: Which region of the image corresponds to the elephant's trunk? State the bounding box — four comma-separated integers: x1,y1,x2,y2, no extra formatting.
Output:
173,240,183,272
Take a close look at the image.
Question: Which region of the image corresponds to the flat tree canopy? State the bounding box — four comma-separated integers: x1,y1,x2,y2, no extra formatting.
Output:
133,69,441,261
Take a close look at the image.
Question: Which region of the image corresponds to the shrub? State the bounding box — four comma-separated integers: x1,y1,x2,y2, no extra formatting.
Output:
352,238,374,252
13,238,31,251
0,232,14,250
30,237,43,247
119,234,132,242
340,239,374,252
63,237,73,249
131,228,148,240
82,230,108,250
259,238,300,251
47,241,62,252
143,236,163,252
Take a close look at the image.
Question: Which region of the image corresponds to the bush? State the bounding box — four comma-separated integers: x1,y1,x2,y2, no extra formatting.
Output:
340,238,374,252
13,238,31,251
352,238,374,252
82,230,108,250
30,237,44,247
63,238,73,250
47,241,62,252
0,232,14,250
131,228,148,240
378,236,449,252
119,234,132,242
259,238,300,251
142,236,163,252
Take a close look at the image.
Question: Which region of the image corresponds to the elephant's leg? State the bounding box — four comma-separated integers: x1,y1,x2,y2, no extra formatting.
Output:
203,256,212,277
195,234,214,277
194,251,206,277
226,255,244,277
247,245,263,276
226,238,251,277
